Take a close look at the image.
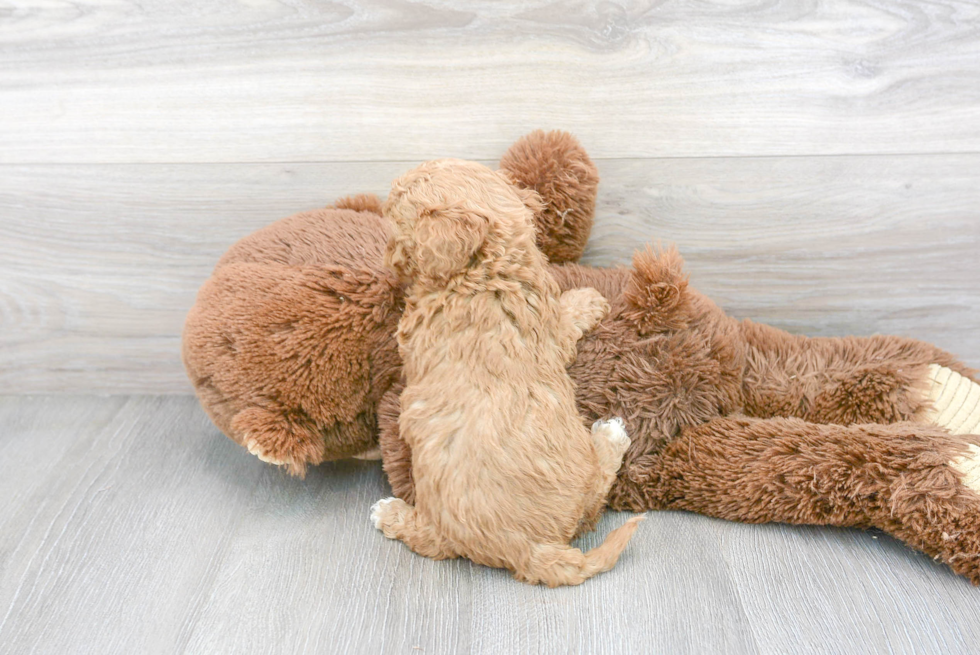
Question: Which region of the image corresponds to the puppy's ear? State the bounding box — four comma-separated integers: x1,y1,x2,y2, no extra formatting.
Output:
384,229,414,279
415,204,489,280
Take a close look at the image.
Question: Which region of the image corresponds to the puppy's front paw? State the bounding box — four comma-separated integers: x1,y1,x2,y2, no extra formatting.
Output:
562,287,611,334
371,496,403,531
592,417,631,452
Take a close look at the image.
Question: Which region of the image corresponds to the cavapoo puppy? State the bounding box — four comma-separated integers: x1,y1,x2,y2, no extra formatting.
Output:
371,158,643,587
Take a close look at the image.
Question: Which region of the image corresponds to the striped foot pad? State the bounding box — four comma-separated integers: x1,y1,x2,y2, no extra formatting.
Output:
352,446,382,460
922,364,980,435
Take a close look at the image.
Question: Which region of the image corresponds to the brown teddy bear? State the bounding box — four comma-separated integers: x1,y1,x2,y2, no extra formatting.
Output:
183,131,980,584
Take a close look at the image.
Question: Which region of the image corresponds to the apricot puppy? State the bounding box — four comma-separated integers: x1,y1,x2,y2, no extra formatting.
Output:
371,159,643,587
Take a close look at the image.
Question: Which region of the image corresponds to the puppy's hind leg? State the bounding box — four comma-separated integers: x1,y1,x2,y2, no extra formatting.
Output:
591,418,631,480
371,498,457,560
576,418,633,537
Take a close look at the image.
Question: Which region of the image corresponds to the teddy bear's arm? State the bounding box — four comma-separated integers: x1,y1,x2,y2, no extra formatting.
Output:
739,320,979,426
610,414,980,584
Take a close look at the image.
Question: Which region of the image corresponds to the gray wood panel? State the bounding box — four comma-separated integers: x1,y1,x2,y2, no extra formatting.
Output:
2,1,980,163
2,156,978,394
3,395,980,654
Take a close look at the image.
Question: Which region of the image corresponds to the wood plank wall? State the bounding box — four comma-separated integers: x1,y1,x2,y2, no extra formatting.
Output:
1,1,978,393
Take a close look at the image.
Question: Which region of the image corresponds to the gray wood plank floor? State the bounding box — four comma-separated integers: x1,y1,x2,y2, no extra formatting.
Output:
3,395,980,655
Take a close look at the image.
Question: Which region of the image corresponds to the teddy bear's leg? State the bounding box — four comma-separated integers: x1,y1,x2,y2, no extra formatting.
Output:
556,287,610,363
613,415,980,584
231,406,325,477
740,321,978,426
377,381,417,504
370,497,457,560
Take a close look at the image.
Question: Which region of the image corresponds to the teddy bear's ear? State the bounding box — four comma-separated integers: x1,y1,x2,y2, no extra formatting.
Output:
621,245,694,335
496,169,545,227
413,204,490,281
499,130,599,264
331,193,383,214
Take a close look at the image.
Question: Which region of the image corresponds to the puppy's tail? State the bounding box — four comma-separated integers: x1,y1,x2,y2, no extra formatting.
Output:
519,515,645,587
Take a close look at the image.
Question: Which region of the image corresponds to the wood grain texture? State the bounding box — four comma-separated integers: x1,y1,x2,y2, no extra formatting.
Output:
1,156,977,393
3,396,980,654
2,0,980,163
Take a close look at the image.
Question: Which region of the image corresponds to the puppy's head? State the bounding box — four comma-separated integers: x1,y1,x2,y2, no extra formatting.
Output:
382,159,539,283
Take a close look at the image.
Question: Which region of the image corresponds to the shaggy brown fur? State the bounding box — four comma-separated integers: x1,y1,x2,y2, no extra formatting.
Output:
183,132,980,584
371,159,641,586
182,208,403,473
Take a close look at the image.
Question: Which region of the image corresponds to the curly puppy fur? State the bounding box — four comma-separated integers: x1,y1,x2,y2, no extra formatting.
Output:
371,159,642,587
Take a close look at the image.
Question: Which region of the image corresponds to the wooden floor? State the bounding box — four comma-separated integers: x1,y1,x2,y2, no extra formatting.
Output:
3,1,980,652
3,395,980,655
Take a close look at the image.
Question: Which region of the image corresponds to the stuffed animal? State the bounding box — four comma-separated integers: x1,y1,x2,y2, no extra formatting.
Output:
183,131,980,584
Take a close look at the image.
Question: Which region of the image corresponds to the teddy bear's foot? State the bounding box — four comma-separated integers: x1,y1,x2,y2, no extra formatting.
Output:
231,407,325,478
352,446,382,460
921,365,980,435
892,489,980,585
950,444,980,494
245,439,287,465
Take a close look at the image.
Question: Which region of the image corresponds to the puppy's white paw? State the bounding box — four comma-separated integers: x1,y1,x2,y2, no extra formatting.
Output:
592,417,631,451
244,435,287,466
564,287,611,333
371,497,398,530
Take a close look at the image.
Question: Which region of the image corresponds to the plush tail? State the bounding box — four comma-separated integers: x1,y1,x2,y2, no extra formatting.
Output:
518,515,645,587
